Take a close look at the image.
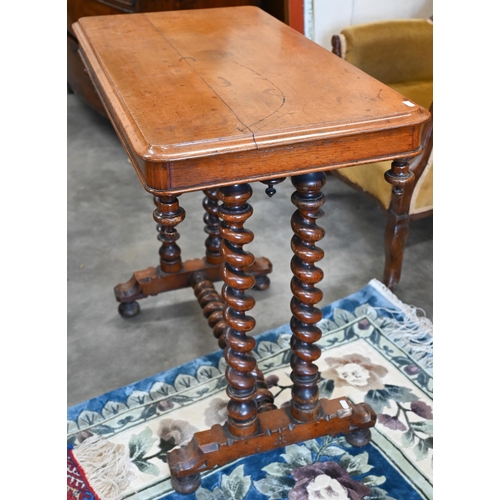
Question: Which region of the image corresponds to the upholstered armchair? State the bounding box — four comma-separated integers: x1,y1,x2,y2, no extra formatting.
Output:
331,18,433,290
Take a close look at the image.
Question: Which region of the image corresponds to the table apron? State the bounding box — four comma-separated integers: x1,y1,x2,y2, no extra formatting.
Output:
132,126,421,195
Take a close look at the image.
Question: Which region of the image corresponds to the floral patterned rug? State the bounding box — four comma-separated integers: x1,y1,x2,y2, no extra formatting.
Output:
67,279,433,500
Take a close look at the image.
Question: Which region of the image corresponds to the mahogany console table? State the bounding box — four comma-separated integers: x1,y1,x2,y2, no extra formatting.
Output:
73,7,430,494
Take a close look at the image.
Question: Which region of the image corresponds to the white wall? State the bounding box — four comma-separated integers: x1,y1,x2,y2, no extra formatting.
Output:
308,0,433,51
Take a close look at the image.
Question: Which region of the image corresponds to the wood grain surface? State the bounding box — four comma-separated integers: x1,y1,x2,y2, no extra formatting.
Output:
73,6,430,193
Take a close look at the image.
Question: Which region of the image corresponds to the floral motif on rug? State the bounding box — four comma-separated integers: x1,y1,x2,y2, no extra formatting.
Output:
67,279,433,500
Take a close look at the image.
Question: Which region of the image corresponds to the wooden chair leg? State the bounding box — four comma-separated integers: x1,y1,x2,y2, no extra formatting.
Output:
383,159,415,290
383,211,411,290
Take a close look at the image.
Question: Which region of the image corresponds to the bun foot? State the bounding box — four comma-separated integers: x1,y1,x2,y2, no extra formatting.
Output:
118,301,140,318
170,473,202,494
345,428,371,447
253,275,270,290
248,256,272,291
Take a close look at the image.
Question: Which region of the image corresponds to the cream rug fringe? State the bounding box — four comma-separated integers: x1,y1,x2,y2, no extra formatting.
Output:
73,435,136,500
368,279,433,373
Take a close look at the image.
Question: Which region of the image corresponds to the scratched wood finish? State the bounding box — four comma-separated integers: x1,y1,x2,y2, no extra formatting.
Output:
67,0,269,117
72,7,430,194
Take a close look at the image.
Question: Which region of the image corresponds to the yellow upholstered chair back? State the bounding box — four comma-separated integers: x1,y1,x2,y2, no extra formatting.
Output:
336,18,433,109
331,18,433,289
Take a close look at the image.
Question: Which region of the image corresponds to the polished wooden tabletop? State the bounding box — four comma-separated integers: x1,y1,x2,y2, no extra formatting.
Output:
73,6,430,194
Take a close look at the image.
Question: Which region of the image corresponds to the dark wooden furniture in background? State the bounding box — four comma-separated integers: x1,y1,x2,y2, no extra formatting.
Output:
73,6,430,494
67,0,287,116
